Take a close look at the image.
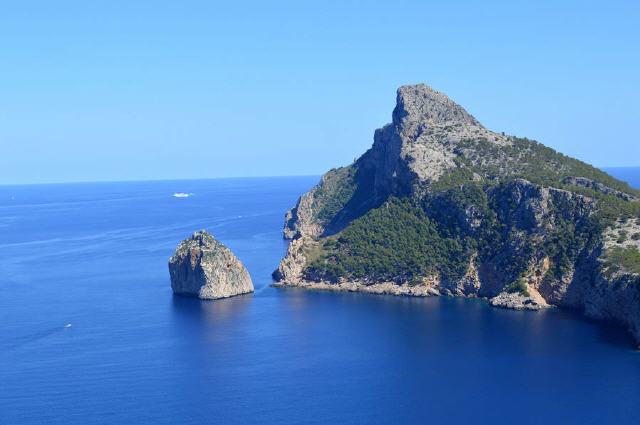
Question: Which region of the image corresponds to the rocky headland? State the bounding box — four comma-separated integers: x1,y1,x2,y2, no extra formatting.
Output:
169,230,254,299
274,83,640,344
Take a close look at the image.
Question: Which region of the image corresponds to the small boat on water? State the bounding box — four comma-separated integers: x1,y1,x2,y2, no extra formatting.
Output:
172,193,192,198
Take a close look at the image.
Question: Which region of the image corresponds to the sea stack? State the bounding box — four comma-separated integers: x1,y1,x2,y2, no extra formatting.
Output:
169,230,254,299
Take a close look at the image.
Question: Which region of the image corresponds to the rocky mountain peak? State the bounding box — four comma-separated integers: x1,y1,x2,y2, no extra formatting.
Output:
392,83,480,128
275,82,640,346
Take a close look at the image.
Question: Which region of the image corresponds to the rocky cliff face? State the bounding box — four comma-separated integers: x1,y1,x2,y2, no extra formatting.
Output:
170,231,254,299
274,83,640,345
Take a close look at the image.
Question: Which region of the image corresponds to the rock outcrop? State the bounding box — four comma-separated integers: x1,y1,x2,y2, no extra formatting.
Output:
274,83,640,345
169,231,254,299
563,176,639,202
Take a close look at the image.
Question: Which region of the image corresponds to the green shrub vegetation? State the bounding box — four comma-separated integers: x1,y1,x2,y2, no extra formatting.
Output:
604,247,640,275
456,137,640,198
453,137,640,225
305,197,470,283
313,166,357,223
617,230,628,244
504,278,530,297
305,177,612,285
299,133,640,286
428,160,477,192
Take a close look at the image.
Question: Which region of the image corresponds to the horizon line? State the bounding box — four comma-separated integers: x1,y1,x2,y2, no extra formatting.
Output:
0,174,323,188
1,165,639,187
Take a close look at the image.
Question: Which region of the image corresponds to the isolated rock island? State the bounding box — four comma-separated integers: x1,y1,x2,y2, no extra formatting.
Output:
169,230,254,299
274,83,640,344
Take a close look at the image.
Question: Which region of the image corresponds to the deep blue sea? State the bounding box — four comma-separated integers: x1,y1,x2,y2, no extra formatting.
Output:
1,169,640,425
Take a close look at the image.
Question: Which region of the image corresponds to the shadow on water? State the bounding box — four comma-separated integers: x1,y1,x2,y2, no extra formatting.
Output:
170,293,253,325
274,286,639,351
551,307,639,350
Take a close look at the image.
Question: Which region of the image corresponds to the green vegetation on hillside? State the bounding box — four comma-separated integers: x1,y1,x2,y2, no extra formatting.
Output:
427,158,477,192
603,247,640,275
299,133,639,286
304,175,618,285
504,278,530,297
426,179,601,281
457,137,640,197
305,197,470,283
312,165,358,223
563,186,640,223
543,214,602,278
450,137,640,225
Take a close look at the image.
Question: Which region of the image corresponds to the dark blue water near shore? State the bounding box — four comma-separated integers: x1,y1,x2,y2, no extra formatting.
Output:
1,170,640,424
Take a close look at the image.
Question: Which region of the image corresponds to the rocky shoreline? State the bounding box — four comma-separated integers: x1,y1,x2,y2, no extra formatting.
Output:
273,279,549,311
273,279,438,297
272,83,640,345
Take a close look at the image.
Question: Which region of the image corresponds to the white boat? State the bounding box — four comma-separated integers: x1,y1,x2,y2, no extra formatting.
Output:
172,193,191,198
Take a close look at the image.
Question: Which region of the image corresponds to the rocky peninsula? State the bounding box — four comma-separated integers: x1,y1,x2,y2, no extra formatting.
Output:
274,83,640,344
170,230,254,299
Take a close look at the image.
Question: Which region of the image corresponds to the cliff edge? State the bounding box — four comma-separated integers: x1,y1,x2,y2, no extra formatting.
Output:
274,84,640,345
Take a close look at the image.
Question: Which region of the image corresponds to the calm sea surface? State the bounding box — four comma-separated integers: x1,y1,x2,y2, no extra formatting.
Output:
1,170,640,424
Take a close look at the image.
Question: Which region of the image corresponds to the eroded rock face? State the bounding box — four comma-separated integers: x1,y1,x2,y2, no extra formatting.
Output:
583,272,640,343
169,231,254,299
278,85,507,242
275,83,640,345
563,176,639,202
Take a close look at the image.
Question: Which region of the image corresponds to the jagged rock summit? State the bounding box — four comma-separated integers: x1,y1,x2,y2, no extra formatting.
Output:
393,84,479,127
275,83,640,345
169,230,254,299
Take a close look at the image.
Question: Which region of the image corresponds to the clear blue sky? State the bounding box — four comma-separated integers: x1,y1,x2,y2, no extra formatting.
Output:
1,0,638,184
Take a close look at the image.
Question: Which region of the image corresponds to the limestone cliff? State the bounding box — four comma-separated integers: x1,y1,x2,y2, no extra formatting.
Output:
274,83,640,345
170,231,254,299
